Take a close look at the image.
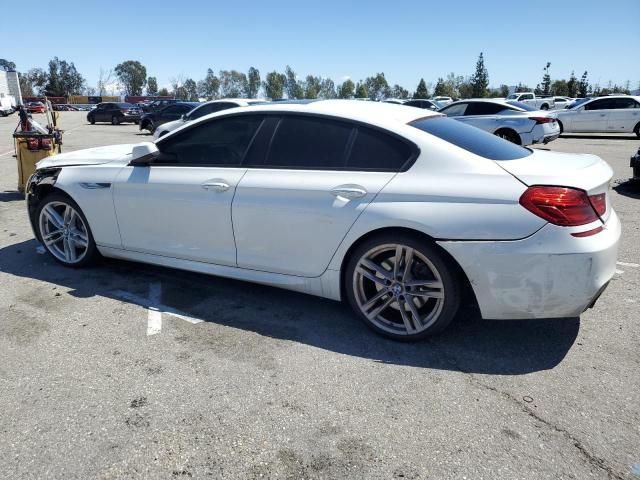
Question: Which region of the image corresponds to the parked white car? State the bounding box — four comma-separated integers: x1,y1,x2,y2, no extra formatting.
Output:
432,96,453,106
555,95,640,136
438,99,560,145
153,99,267,140
552,96,574,110
506,92,555,110
26,100,619,340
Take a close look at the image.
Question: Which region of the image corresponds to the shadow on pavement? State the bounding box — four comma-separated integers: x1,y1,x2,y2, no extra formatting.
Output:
0,239,579,376
613,180,640,199
560,134,639,140
0,190,24,202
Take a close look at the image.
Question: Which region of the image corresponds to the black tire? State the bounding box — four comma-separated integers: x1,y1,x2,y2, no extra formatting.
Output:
89,116,95,125
495,129,521,144
111,115,120,125
557,120,564,134
540,104,549,110
344,232,461,341
35,192,98,268
634,123,640,138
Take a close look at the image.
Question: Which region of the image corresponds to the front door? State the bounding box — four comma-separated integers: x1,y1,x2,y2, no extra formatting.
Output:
573,98,613,132
112,114,264,266
607,97,640,132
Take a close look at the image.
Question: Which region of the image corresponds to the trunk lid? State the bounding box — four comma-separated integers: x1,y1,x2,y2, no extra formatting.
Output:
496,149,614,221
36,142,157,169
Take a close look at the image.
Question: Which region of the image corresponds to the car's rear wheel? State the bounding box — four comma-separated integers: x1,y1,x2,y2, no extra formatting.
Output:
634,122,640,138
540,104,549,110
495,129,521,144
111,115,120,125
89,116,95,125
36,193,98,267
345,233,461,341
557,120,564,134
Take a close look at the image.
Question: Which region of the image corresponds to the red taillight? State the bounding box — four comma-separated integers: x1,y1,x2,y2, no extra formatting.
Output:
519,186,600,226
27,138,39,150
588,193,606,217
529,116,554,124
120,108,128,113
40,137,52,150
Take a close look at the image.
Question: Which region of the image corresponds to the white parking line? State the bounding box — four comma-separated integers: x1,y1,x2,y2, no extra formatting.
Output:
113,286,204,334
617,261,639,268
0,149,14,157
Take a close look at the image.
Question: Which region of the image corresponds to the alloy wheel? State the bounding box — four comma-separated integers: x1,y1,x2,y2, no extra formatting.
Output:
38,201,90,264
352,243,445,336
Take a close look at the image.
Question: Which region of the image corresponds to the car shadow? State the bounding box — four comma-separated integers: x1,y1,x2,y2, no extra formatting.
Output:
560,134,639,140
0,190,24,202
613,179,640,199
0,239,580,375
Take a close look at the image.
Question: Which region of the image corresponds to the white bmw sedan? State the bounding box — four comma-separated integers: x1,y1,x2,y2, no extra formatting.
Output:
26,101,620,340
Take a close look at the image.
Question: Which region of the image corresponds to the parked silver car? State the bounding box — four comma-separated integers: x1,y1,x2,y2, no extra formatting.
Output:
438,99,560,145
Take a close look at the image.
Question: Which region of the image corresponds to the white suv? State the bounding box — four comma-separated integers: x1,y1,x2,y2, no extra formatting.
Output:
555,95,640,136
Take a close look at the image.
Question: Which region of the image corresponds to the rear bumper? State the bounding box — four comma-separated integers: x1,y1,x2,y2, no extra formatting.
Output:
438,210,621,320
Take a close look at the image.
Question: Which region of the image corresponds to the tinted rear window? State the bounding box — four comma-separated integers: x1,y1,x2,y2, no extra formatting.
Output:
409,117,532,160
506,101,536,111
347,127,414,171
117,103,136,108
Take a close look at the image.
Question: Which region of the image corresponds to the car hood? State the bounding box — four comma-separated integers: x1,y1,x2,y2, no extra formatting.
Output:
36,143,147,169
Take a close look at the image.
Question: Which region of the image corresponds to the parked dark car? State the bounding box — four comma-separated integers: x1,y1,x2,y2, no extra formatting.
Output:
87,103,142,125
403,99,442,110
139,102,199,133
141,99,179,112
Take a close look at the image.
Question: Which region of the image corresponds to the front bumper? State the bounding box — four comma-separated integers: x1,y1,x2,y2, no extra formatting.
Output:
438,210,621,320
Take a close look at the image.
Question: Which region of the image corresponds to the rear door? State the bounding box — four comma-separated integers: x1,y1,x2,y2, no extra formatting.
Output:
606,97,640,132
94,103,108,122
232,115,416,277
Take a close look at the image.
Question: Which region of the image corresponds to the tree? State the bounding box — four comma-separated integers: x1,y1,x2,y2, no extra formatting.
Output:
364,72,390,101
304,75,322,99
541,62,551,95
147,76,158,95
550,79,568,96
319,78,337,99
338,79,355,98
182,78,198,101
114,60,147,96
470,52,489,98
0,59,16,70
263,71,286,99
566,71,578,98
97,68,114,95
433,78,446,96
355,81,368,98
44,57,85,96
170,75,187,99
578,71,589,98
219,70,247,97
515,83,530,93
246,67,261,98
499,84,509,97
158,87,170,97
285,65,304,99
198,68,220,99
21,68,47,96
19,73,34,97
390,84,409,99
414,78,429,99
457,79,473,99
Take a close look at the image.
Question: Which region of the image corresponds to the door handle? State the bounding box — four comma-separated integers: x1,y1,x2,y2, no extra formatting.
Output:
600,114,607,117
331,185,367,199
201,180,230,192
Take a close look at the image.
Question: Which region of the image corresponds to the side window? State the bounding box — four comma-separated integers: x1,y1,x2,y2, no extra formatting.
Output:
585,99,612,110
189,103,234,120
347,127,414,171
441,103,467,117
521,94,534,101
157,116,263,166
162,105,181,114
96,104,106,110
464,102,505,115
611,98,639,109
177,105,193,114
265,116,352,169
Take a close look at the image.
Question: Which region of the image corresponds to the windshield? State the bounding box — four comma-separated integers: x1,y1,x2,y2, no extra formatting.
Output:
409,117,532,160
506,101,537,111
567,98,590,109
506,94,519,100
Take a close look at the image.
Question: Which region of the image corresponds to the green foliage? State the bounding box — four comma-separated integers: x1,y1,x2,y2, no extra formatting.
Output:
198,69,220,99
263,71,286,99
364,72,390,100
550,79,568,97
499,84,509,97
566,71,578,98
158,87,170,97
355,81,368,99
541,62,551,95
390,84,409,99
285,65,304,99
515,83,530,93
470,52,489,97
319,78,337,99
246,67,261,98
414,78,429,99
579,71,589,97
0,59,16,70
147,77,158,95
183,78,198,101
338,79,355,98
114,60,147,96
219,70,248,98
44,57,85,97
304,75,322,99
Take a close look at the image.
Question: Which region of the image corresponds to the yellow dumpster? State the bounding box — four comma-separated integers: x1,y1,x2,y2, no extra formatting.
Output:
13,133,61,193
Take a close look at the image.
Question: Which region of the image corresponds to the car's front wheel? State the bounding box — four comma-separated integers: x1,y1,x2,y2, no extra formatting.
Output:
345,233,460,341
111,115,120,125
36,193,98,267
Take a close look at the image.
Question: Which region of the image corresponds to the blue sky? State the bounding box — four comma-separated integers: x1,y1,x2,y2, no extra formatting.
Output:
4,0,639,93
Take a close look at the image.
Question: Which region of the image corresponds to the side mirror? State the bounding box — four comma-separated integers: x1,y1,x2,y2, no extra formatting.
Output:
129,142,159,166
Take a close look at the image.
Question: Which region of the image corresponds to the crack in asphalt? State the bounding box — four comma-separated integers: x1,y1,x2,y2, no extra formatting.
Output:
429,339,626,480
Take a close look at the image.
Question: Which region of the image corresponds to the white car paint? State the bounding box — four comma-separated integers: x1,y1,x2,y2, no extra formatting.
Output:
31,100,619,322
439,99,560,145
506,92,555,110
432,96,453,106
551,96,574,110
152,98,267,140
555,95,640,134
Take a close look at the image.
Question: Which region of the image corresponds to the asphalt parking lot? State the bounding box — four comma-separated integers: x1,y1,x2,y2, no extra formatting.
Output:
0,111,638,479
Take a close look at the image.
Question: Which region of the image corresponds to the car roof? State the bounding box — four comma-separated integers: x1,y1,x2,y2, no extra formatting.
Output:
445,98,512,106
228,99,440,126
